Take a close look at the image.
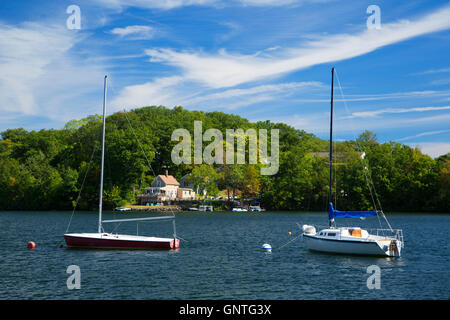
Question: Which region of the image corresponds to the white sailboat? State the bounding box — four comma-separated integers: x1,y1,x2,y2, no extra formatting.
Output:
64,76,179,250
302,68,403,257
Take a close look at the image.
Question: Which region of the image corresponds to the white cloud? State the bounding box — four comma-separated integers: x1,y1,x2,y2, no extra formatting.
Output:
290,90,450,104
238,0,298,6
110,76,184,110
397,130,450,142
94,0,217,11
276,122,450,160
186,81,323,104
0,22,106,123
342,105,450,119
144,5,450,88
412,67,450,75
110,25,155,39
251,113,330,134
0,23,72,114
237,0,332,7
337,90,450,102
111,80,324,111
407,142,450,158
108,4,450,116
260,107,450,137
430,78,450,86
93,0,323,10
215,21,241,43
190,82,323,110
338,112,450,136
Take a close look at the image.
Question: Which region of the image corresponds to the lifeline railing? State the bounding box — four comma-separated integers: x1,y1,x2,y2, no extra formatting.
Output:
368,228,404,247
102,215,176,237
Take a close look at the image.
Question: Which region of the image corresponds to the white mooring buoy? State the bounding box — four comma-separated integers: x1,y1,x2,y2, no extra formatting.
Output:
261,243,272,252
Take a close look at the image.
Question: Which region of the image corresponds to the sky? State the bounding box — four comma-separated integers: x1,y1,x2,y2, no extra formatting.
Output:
0,0,449,158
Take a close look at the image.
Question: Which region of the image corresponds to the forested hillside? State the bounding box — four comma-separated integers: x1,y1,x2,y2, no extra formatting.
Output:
0,106,448,212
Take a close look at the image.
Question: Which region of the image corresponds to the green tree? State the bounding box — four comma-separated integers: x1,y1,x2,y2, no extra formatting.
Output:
189,164,220,198
241,165,261,200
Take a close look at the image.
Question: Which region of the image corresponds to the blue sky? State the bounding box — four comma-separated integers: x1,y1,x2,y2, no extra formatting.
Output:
1,0,449,157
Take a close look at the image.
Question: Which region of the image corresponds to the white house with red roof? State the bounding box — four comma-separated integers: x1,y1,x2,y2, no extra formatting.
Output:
141,170,195,202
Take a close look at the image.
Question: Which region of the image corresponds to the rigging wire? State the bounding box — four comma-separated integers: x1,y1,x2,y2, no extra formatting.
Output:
334,123,337,208
121,108,180,239
334,69,393,233
65,142,98,233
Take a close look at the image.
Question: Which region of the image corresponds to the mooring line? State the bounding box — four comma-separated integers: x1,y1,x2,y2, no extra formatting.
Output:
272,233,303,251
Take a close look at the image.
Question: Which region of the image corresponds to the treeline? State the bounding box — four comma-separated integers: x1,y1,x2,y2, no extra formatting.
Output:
0,106,448,212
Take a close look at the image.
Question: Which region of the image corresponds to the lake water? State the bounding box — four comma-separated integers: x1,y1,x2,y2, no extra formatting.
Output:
0,211,449,300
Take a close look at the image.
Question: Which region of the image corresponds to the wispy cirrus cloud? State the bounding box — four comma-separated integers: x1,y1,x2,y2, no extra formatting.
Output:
143,4,450,88
103,2,450,155
290,90,450,104
93,0,218,11
406,142,450,158
111,76,184,110
0,22,72,114
238,0,297,6
397,129,450,142
110,25,155,39
93,0,322,10
412,67,450,75
111,80,324,111
260,108,450,136
341,105,450,119
108,4,450,116
186,81,324,104
185,81,325,110
0,22,106,123
237,0,333,7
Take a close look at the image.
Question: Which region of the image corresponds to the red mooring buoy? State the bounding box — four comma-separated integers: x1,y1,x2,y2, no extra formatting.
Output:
27,241,36,249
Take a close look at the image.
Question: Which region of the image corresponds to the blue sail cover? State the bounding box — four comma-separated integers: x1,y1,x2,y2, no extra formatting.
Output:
328,203,377,220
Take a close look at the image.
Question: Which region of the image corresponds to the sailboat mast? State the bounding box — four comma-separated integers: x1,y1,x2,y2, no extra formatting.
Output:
328,67,334,226
98,75,107,233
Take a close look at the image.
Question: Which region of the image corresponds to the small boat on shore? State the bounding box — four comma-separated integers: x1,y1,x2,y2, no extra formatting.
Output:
114,207,131,212
232,207,248,212
199,205,214,212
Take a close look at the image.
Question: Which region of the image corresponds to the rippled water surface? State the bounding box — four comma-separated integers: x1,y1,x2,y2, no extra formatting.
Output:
1,211,449,299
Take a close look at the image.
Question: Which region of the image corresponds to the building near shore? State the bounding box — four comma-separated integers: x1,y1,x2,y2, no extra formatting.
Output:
137,171,196,204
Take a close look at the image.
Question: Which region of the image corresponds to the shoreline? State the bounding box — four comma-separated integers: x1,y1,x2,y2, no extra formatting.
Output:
0,209,449,214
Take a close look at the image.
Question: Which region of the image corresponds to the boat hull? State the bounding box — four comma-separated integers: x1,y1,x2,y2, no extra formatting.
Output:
303,234,399,257
64,233,179,250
